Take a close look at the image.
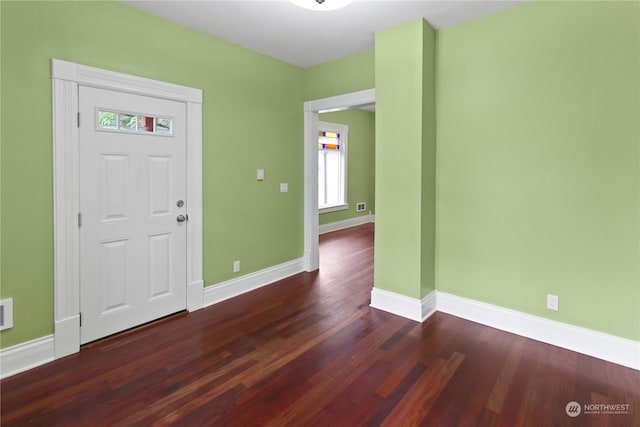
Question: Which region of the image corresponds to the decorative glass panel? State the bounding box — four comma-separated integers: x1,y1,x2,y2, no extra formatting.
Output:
155,117,172,134
138,116,153,132
119,114,137,131
318,131,340,138
98,111,117,129
318,136,340,150
96,110,174,136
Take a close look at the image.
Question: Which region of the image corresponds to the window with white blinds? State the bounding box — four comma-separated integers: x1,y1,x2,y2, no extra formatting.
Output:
318,122,348,212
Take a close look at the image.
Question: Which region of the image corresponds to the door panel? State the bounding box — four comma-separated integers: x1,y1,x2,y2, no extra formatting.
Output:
148,233,172,299
100,154,129,221
100,238,130,313
148,155,172,216
79,86,187,344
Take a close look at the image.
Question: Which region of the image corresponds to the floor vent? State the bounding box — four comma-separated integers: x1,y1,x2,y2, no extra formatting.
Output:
0,298,13,331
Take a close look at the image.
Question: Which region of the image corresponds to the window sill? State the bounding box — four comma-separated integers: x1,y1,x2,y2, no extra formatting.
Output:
319,204,349,214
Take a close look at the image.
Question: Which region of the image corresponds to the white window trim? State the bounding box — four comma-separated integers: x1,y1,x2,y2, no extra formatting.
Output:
318,121,348,213
51,59,203,359
319,204,349,214
303,89,375,272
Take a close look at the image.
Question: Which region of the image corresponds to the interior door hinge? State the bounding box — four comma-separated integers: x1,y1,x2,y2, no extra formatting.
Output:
77,112,80,128
79,313,82,327
78,212,82,227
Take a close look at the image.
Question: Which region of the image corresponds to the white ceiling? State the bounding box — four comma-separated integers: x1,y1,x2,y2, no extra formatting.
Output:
123,0,526,68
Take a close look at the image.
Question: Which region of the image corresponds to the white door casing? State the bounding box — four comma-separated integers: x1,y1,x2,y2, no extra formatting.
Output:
52,59,203,357
79,87,187,344
303,89,376,272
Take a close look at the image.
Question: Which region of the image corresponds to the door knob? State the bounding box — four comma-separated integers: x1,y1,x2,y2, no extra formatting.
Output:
177,214,187,223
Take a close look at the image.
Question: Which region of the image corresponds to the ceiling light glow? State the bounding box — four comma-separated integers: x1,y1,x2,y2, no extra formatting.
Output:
290,0,354,12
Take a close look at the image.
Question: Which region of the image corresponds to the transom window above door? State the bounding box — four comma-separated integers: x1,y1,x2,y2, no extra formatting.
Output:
97,109,174,136
318,121,348,213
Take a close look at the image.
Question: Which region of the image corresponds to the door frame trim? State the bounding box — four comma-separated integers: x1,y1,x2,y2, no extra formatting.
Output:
302,89,375,271
51,59,203,358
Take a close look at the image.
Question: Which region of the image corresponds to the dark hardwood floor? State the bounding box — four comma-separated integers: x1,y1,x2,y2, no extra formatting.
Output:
2,223,639,426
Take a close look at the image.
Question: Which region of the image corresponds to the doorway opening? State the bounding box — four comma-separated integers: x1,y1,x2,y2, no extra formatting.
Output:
302,89,375,272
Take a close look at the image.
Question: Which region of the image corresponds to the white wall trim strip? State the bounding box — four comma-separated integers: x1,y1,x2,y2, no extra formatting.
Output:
0,335,55,379
370,288,436,323
370,288,639,369
319,214,375,235
203,258,305,307
51,59,202,104
436,291,640,370
10,282,636,378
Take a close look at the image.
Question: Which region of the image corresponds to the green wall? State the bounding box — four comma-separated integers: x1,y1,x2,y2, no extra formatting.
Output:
436,1,640,340
1,0,638,352
0,1,304,348
303,49,374,101
303,37,376,228
319,109,375,225
374,19,437,300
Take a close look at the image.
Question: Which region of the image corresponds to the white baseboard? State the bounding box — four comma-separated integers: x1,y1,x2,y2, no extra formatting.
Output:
370,288,436,322
1,260,301,379
303,250,314,272
6,279,636,379
437,291,640,370
319,214,374,235
369,288,639,370
203,258,305,307
422,291,437,321
0,335,55,379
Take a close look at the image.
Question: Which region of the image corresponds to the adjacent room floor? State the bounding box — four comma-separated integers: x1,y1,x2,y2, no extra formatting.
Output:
1,223,638,426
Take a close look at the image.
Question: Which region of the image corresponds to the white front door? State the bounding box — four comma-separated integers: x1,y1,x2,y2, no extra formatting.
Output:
79,86,187,344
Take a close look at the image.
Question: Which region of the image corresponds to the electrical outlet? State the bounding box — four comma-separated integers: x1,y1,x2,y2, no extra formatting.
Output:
233,260,240,273
0,298,14,330
547,294,558,311
356,202,366,212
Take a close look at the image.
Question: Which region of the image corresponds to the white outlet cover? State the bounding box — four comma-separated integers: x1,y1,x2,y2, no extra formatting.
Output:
0,298,14,330
547,294,558,311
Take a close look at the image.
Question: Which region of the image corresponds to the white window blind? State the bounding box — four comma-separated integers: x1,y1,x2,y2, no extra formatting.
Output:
318,122,348,211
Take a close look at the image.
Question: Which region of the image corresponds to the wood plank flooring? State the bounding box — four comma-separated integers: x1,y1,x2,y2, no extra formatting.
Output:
2,223,639,426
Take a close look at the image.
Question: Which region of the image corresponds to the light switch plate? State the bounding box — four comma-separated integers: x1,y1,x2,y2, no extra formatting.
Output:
257,169,265,181
280,183,288,193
